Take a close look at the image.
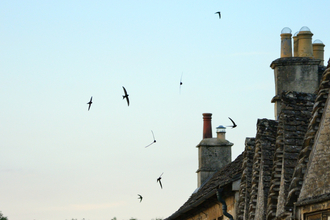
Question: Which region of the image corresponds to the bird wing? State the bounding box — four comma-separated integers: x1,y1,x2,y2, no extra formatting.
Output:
151,130,155,141
126,96,129,106
159,172,164,177
145,142,154,148
122,86,127,96
228,117,236,127
87,97,92,111
179,73,183,93
159,179,163,189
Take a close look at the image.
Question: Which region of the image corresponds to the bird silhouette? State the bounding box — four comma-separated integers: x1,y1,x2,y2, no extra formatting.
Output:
87,96,93,111
137,194,143,202
179,73,183,94
227,117,237,128
145,130,156,148
157,172,163,189
215,11,221,19
122,86,129,106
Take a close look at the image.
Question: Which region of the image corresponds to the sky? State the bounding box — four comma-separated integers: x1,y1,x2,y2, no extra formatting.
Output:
1,1,330,220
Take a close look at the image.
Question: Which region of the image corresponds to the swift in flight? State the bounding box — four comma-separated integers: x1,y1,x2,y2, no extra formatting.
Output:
122,86,129,106
87,96,93,111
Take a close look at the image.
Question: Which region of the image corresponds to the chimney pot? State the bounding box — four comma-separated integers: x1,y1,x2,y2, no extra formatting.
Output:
313,39,325,65
280,27,292,58
202,113,212,139
216,125,226,140
297,27,314,57
293,31,299,57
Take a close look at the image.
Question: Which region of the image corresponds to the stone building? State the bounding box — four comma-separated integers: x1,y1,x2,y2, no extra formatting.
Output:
165,26,330,220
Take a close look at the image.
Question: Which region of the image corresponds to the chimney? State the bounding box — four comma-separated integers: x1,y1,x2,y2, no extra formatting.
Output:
293,32,299,57
271,27,322,119
196,114,233,188
280,27,292,58
216,125,226,140
297,26,313,57
203,113,212,139
313,39,325,66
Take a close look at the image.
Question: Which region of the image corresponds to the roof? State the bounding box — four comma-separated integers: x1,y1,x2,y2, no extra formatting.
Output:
165,153,243,220
286,66,330,209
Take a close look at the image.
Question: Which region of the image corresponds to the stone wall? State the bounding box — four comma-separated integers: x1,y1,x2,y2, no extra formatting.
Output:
270,57,320,119
197,138,233,187
297,200,330,220
184,192,236,220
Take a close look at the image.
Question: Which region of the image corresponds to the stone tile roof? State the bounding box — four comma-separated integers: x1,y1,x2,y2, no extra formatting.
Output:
165,153,243,220
266,91,316,219
286,66,330,209
237,138,255,220
248,119,278,220
286,67,330,210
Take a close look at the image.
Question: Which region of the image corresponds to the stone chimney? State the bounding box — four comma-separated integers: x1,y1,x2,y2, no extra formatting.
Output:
297,26,313,57
313,39,325,66
280,27,292,58
196,113,233,188
271,26,324,119
293,32,299,57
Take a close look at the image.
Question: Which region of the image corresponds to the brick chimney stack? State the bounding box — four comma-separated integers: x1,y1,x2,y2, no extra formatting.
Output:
202,113,212,139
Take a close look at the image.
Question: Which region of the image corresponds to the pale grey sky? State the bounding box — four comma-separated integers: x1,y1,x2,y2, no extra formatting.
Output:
1,1,329,220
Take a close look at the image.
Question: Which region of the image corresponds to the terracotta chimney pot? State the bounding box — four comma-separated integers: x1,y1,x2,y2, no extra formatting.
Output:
202,113,212,139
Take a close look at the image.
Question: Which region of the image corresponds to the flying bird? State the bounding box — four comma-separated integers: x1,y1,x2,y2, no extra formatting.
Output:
157,172,163,189
179,73,183,94
145,130,156,148
122,86,129,106
87,96,93,111
180,73,183,86
227,117,237,129
137,194,143,202
215,11,221,19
